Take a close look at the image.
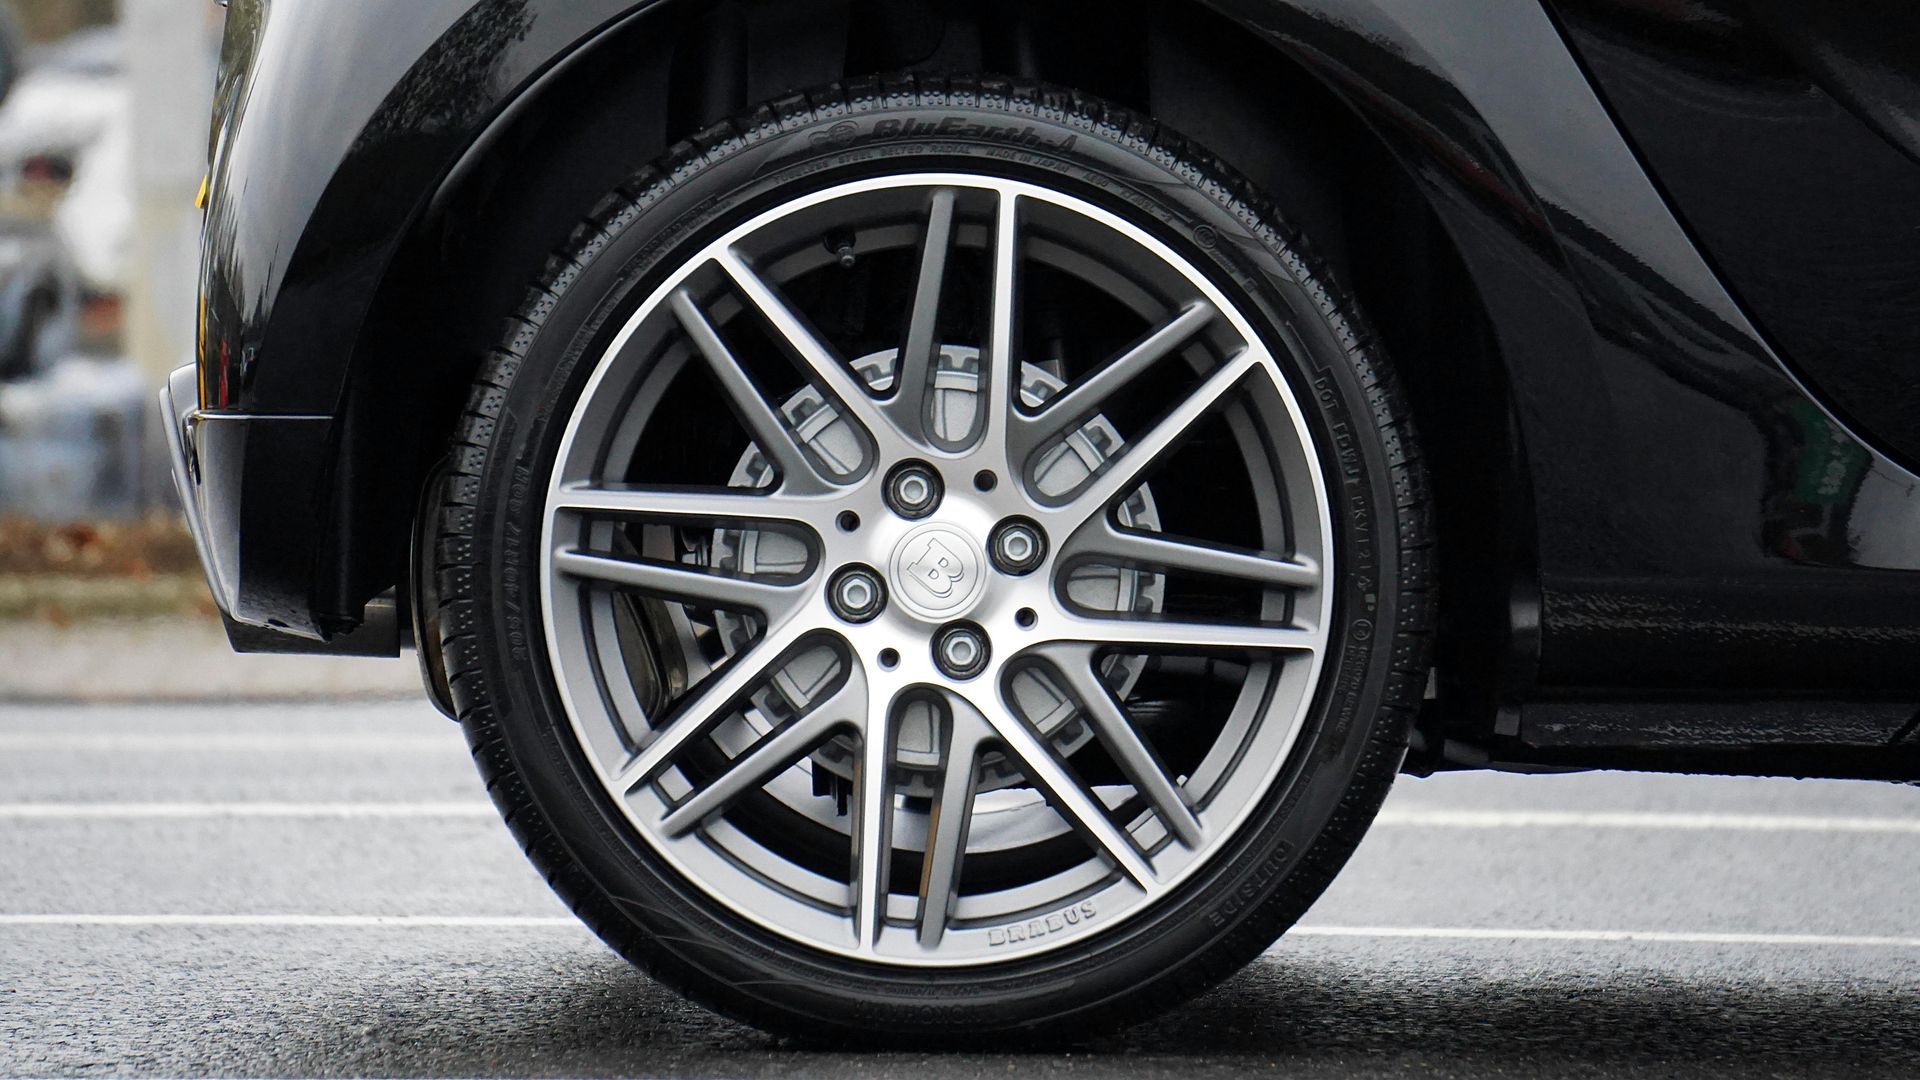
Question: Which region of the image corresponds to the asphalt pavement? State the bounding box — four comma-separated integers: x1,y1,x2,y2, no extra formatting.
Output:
1,700,1915,1078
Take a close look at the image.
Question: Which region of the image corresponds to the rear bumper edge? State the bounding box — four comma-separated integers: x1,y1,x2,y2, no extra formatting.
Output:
158,363,399,657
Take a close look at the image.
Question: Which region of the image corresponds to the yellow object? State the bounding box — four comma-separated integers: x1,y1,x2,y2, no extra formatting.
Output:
195,174,210,209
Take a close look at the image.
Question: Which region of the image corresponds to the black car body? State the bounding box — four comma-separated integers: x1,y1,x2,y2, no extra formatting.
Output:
169,0,1920,782
162,0,1920,1036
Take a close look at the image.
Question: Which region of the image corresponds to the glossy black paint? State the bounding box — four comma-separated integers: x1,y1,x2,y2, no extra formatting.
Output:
1552,0,1920,475
177,410,330,631
195,0,1920,774
1218,0,1920,651
202,0,634,415
201,0,648,634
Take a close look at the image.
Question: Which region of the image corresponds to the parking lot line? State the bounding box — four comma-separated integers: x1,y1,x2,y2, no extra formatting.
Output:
0,733,454,752
0,914,575,928
1287,926,1920,948
2,801,1917,831
0,914,1914,948
1374,808,1920,833
0,801,495,819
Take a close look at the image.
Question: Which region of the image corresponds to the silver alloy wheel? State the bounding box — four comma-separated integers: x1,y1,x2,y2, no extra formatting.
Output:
540,173,1333,966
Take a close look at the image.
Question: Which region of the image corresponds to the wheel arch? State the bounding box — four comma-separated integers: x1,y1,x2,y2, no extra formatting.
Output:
333,0,1525,736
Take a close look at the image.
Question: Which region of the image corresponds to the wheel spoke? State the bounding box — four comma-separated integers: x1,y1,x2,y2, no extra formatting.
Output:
1066,518,1319,589
918,697,989,948
554,549,803,615
978,687,1158,889
671,289,833,493
1013,303,1216,459
659,673,858,837
852,680,896,950
551,482,831,531
887,188,958,443
611,618,812,793
1041,645,1202,848
718,248,903,461
1044,351,1257,527
1049,611,1319,654
976,188,1020,461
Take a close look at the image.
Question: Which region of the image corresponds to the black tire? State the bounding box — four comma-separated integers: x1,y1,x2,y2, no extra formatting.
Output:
435,75,1432,1041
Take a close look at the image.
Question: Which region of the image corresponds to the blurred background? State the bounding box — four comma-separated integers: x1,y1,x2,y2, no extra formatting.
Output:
0,0,409,700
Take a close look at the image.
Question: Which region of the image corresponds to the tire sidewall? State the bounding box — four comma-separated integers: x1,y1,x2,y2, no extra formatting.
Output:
457,83,1415,1036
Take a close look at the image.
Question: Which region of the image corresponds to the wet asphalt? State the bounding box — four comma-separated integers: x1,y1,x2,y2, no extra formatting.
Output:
1,700,1915,1078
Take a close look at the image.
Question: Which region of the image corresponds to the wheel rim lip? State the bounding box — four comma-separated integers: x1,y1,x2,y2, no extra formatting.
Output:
537,171,1338,968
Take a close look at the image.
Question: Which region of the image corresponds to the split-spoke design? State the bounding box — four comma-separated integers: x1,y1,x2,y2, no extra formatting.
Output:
1038,643,1203,849
540,174,1333,967
886,188,957,444
1061,519,1320,591
973,681,1161,889
1009,302,1218,466
1046,610,1320,653
610,616,817,791
671,289,838,495
718,247,907,467
551,483,829,528
852,682,898,950
554,549,804,615
916,696,988,947
975,188,1023,461
1033,350,1258,528
659,671,864,838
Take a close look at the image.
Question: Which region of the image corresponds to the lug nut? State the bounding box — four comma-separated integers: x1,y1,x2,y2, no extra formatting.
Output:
933,623,990,680
829,566,885,623
885,462,942,519
989,518,1046,575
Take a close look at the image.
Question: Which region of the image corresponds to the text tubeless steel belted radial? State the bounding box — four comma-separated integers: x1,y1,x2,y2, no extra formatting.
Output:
540,174,1334,966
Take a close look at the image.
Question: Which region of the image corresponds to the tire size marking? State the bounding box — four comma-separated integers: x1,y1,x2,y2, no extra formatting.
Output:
1206,840,1295,930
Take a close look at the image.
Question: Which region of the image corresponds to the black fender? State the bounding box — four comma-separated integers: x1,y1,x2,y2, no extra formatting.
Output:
200,0,648,632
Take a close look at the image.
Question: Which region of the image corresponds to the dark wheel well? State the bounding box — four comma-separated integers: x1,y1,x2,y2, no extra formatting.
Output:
344,0,1515,735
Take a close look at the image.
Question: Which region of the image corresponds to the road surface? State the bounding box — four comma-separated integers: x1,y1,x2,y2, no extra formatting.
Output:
1,701,1915,1078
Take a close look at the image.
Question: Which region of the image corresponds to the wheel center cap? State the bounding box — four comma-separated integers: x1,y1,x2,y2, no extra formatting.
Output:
888,521,987,621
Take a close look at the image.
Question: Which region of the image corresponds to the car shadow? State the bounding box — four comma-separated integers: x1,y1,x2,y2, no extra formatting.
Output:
260,941,1919,1079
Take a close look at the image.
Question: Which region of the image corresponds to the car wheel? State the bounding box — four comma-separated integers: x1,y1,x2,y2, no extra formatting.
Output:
436,75,1430,1040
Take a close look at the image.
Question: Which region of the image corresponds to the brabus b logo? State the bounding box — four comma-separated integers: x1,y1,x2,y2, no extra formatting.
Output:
888,523,984,619
904,537,966,599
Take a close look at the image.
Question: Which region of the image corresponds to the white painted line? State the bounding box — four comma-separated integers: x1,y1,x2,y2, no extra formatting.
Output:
0,733,455,753
1,915,1914,949
3,801,1912,833
1374,808,1920,834
1289,926,1920,949
0,802,495,820
0,914,575,929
